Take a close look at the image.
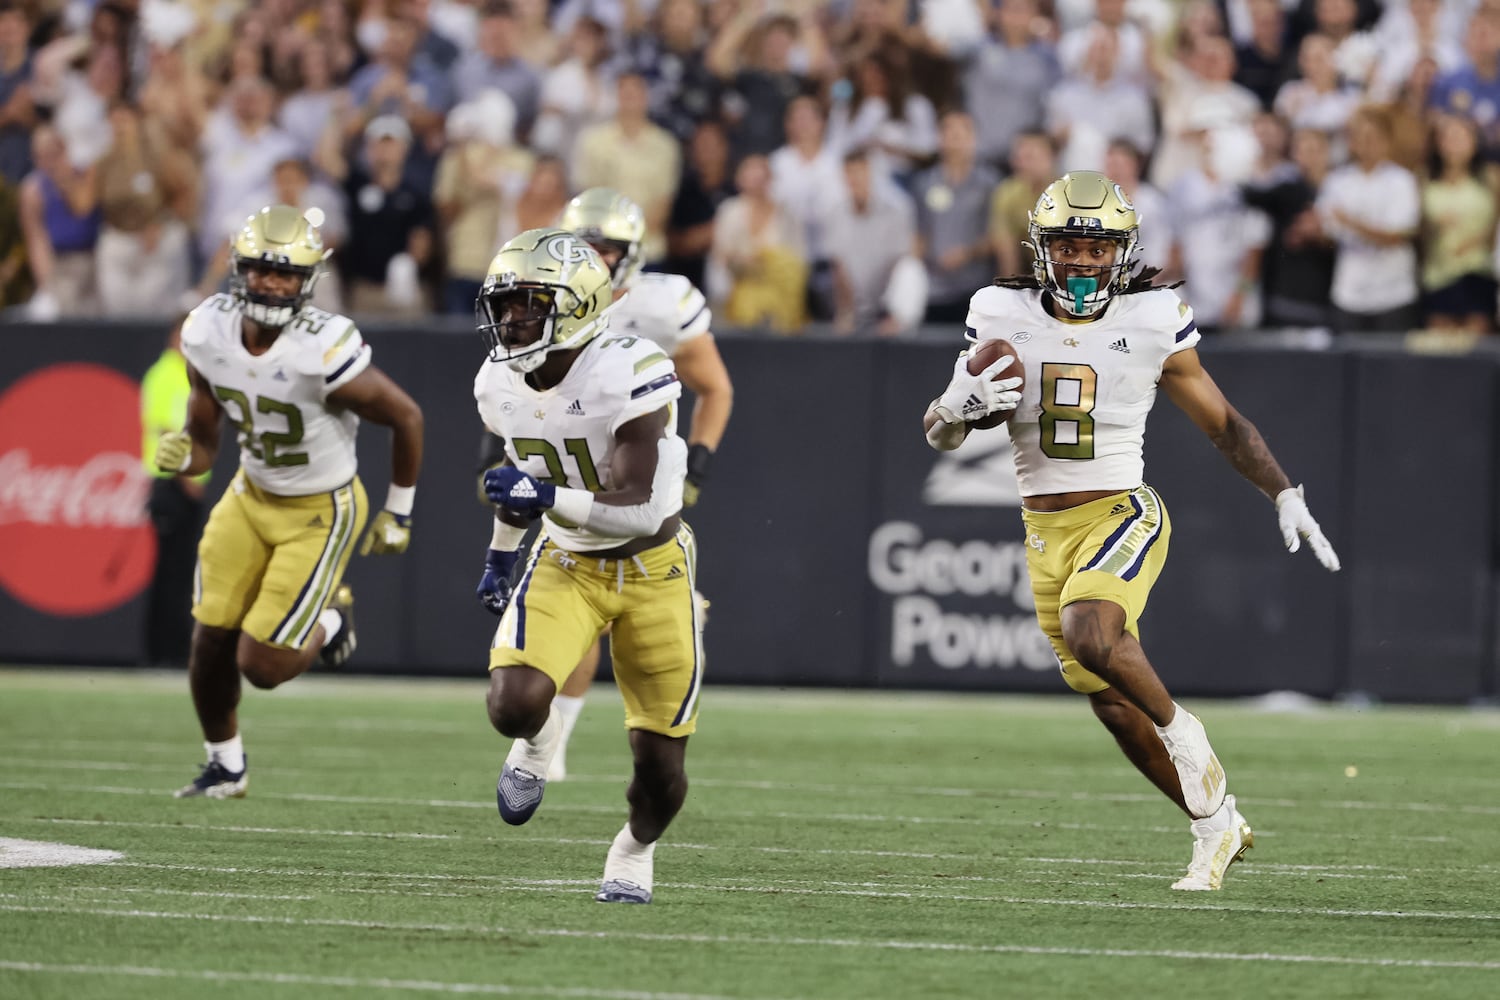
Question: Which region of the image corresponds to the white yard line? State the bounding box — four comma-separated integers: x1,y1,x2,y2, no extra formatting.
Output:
1,907,1498,972
0,961,759,1000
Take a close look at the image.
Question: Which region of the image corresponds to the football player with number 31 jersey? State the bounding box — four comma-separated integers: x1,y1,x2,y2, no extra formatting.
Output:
161,205,424,800
923,171,1341,891
473,228,702,905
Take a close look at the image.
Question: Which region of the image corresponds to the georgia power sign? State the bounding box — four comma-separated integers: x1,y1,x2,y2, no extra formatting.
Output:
0,363,156,616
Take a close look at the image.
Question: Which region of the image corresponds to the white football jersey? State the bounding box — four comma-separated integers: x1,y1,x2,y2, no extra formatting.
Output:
965,285,1201,496
612,272,711,357
181,294,371,496
474,330,685,553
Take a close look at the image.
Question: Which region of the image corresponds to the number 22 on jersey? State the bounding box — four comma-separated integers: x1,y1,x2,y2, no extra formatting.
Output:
1039,362,1097,460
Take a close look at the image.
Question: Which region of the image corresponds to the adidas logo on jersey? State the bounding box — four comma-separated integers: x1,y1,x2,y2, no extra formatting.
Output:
566,399,585,416
273,368,287,381
306,514,325,527
1109,503,1129,516
666,566,684,579
1109,338,1130,354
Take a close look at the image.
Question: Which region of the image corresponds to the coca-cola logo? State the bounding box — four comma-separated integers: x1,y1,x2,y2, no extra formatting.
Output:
0,364,157,616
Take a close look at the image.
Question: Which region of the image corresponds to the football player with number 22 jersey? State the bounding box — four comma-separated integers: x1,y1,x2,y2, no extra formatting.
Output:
923,172,1341,891
474,228,702,905
159,205,424,801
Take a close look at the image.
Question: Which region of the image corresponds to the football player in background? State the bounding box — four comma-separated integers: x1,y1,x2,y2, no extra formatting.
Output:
474,228,701,905
157,205,424,799
922,171,1340,890
476,187,732,781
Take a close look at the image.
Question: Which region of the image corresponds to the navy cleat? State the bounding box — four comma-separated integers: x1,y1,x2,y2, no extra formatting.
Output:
595,879,652,904
496,764,547,825
174,758,248,799
318,585,357,669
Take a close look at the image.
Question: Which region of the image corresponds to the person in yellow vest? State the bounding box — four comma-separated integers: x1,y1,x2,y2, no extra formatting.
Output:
141,315,209,666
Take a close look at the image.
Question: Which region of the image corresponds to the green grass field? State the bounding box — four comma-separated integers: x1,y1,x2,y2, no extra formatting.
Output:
1,668,1498,1000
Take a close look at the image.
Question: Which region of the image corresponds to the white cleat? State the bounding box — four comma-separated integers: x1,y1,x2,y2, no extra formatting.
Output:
1172,794,1254,891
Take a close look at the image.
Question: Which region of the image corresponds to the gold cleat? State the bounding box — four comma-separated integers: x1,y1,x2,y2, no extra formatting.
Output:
318,584,357,668
1171,794,1253,891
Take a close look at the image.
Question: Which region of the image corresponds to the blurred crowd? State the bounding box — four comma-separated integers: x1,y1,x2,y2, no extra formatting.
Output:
3,0,1500,336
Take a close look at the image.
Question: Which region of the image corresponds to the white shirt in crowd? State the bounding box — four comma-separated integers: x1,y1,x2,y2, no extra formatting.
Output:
1316,161,1421,314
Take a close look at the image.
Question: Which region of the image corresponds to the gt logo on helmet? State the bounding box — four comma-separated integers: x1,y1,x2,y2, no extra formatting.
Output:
546,236,594,265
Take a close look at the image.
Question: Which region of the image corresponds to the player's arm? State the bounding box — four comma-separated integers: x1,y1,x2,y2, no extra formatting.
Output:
484,406,685,537
1160,348,1339,571
671,333,733,505
328,366,425,554
155,363,223,477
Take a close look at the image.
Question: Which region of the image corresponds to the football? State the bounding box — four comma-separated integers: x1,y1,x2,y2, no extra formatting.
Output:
965,338,1024,429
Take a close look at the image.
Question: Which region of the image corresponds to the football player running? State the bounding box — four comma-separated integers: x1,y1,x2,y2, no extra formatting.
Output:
923,171,1340,891
511,187,731,781
474,228,702,905
160,205,424,799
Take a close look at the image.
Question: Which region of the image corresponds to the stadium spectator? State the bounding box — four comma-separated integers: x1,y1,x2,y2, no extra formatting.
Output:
825,147,920,336
1104,138,1174,273
17,125,99,319
1428,9,1500,162
913,110,998,324
1367,0,1463,103
1273,34,1360,144
962,0,1060,170
348,11,454,153
406,0,463,70
710,9,828,160
663,119,735,293
502,153,570,240
1152,34,1261,188
510,0,561,69
451,2,539,136
435,91,532,314
827,50,938,190
1309,0,1380,90
1419,113,1497,332
532,16,616,159
197,76,298,265
0,0,35,186
1242,126,1337,328
1046,25,1156,172
989,129,1056,277
626,0,717,144
1234,0,1297,109
769,94,846,319
277,36,347,162
1315,104,1422,332
135,25,213,153
0,172,29,307
1058,0,1152,87
708,152,807,333
326,114,436,317
572,71,680,263
95,102,196,317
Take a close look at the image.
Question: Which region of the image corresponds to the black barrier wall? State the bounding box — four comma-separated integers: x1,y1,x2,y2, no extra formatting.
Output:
1,322,1495,703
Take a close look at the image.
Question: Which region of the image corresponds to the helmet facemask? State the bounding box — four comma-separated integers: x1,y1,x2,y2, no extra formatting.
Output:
1029,232,1137,318
477,280,607,373
230,257,321,328
576,229,641,292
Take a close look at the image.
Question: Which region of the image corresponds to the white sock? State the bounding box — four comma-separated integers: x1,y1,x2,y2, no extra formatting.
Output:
1192,795,1235,834
553,694,585,745
206,735,244,774
317,608,343,648
603,823,656,890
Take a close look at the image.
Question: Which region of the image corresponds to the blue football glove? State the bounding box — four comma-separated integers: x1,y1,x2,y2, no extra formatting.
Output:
483,466,556,517
477,548,519,617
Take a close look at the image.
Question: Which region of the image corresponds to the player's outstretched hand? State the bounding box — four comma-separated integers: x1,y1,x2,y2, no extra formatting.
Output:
477,548,518,616
155,430,192,474
1275,485,1340,572
484,466,556,516
936,352,1023,423
360,509,412,556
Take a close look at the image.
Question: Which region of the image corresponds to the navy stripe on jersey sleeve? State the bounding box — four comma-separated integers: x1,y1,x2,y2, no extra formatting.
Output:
325,352,361,384
631,372,679,399
1174,321,1197,343
679,303,708,332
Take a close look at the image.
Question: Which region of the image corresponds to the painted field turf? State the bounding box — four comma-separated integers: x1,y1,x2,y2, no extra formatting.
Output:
1,669,1497,999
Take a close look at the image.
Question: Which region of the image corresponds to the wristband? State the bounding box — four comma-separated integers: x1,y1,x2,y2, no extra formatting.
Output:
490,516,527,550
686,443,714,483
385,483,416,516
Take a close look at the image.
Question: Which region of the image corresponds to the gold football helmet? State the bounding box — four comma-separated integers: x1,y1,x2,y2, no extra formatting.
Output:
229,204,331,328
557,187,646,291
1027,171,1140,317
476,227,614,372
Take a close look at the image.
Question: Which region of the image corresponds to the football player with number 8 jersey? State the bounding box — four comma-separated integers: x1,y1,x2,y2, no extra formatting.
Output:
923,171,1341,891
162,205,424,801
473,227,702,905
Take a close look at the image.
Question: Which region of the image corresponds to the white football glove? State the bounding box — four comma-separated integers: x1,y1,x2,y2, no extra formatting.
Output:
1275,485,1340,572
934,352,1023,424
